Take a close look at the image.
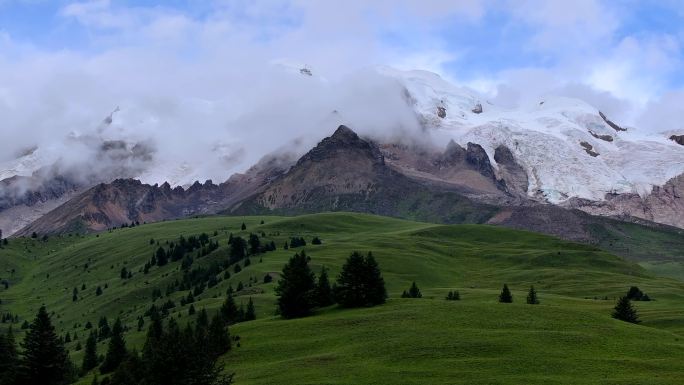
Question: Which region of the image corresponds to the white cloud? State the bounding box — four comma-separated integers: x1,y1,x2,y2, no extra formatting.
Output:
0,0,682,186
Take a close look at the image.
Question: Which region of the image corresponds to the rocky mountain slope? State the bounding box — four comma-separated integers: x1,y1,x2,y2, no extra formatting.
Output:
2,67,683,236
16,125,683,263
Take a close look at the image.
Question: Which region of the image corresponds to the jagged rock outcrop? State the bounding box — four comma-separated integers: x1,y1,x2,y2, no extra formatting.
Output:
588,130,614,142
670,135,684,146
566,173,684,229
580,141,600,157
494,145,528,196
599,111,627,132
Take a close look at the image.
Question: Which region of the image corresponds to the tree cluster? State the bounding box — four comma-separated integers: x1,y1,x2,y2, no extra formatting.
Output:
401,282,422,298
288,237,307,248
98,306,233,385
626,286,651,302
275,251,386,318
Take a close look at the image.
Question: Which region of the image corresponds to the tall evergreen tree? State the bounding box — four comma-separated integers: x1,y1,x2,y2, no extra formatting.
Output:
612,296,640,323
314,267,334,307
81,331,98,374
245,298,256,321
248,233,261,255
207,313,231,358
19,306,72,385
228,236,247,264
220,293,239,325
335,252,387,308
526,286,540,304
498,284,513,303
100,318,127,373
275,251,316,318
0,327,18,385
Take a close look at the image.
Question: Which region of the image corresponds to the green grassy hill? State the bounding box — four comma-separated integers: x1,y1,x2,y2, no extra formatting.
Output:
1,212,683,384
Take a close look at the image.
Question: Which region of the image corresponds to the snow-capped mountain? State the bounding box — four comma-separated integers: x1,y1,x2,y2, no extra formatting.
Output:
386,67,684,204
1,66,683,236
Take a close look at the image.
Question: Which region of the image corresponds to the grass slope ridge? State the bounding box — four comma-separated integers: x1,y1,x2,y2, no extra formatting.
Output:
0,212,683,384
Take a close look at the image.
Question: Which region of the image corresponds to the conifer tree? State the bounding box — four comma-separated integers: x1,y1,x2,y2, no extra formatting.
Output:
0,327,18,385
82,331,98,374
406,282,422,298
220,293,239,325
155,247,168,266
207,314,231,358
335,252,387,307
19,306,72,385
100,318,127,373
612,296,640,323
315,267,334,307
275,251,316,318
499,284,513,303
245,298,256,321
526,286,539,304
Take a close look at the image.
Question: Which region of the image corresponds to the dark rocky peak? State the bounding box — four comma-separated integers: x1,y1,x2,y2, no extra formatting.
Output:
670,135,684,146
329,125,361,143
493,145,515,165
440,140,466,164
111,178,143,188
298,125,383,165
465,143,495,179
599,111,627,132
160,182,172,192
187,180,204,193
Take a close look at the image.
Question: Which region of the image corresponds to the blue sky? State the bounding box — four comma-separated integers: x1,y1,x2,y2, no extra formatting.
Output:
0,0,682,132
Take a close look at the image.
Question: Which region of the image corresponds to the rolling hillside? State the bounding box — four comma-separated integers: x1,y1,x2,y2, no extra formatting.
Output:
1,213,683,384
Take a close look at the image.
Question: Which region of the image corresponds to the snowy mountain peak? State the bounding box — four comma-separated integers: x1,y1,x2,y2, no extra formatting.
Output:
381,68,684,204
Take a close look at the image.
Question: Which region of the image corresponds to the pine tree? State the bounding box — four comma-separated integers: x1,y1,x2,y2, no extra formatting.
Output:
275,252,316,318
82,331,98,374
364,252,387,305
315,267,334,307
445,290,460,301
241,223,246,231
0,327,18,385
207,314,231,358
248,233,260,255
245,298,256,321
612,296,640,323
499,284,513,303
155,247,168,266
526,286,539,304
220,293,239,325
406,281,422,298
335,252,387,308
19,306,72,385
100,318,127,373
